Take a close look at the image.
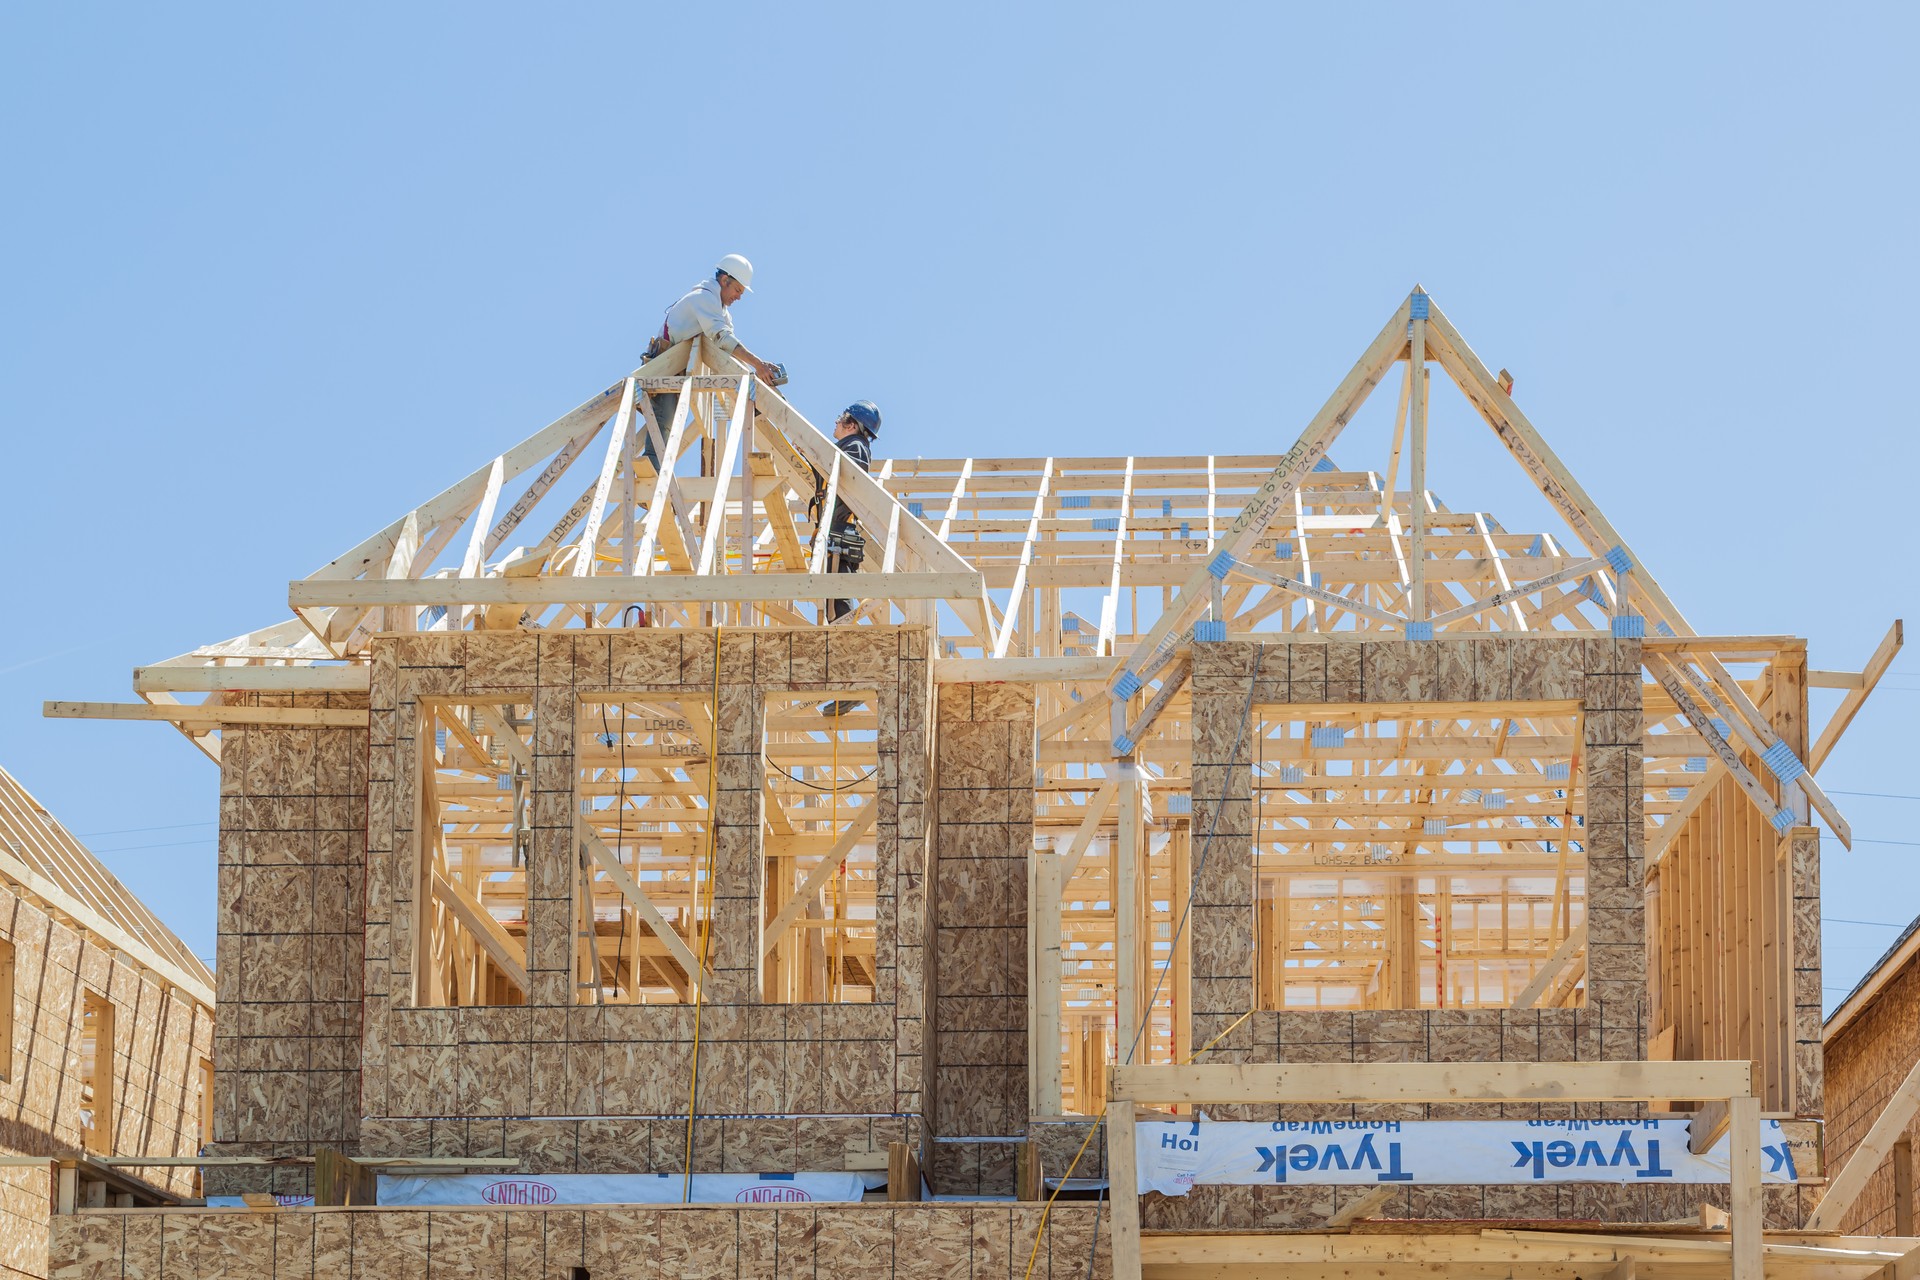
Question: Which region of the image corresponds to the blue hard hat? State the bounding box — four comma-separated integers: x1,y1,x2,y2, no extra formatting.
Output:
841,400,881,438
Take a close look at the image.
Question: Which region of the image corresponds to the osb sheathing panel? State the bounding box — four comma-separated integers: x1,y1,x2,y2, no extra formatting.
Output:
208,693,370,1197
928,683,1035,1197
0,875,215,1278
1824,953,1920,1234
362,628,934,1134
49,1202,1111,1279
1791,829,1823,1115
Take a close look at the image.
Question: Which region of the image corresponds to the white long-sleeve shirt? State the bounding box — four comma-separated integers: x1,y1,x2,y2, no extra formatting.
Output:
658,276,741,354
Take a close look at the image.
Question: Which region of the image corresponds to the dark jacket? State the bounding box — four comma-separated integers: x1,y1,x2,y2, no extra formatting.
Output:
816,432,872,537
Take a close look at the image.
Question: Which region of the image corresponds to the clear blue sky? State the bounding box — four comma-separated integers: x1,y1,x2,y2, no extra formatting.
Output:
3,4,1915,1007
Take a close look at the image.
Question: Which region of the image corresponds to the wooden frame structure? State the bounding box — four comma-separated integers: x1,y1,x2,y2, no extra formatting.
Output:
67,292,1900,1091
42,287,1908,1274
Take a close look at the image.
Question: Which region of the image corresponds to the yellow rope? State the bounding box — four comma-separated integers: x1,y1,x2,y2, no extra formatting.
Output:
1184,1008,1253,1064
830,695,842,1002
1017,1008,1253,1280
1025,647,1267,1277
1020,1116,1104,1280
682,626,724,1201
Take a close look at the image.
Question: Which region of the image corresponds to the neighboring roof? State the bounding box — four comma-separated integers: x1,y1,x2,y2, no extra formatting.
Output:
0,767,215,1007
1824,912,1920,1043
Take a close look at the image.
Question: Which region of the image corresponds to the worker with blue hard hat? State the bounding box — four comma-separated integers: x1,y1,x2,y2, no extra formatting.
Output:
814,400,881,715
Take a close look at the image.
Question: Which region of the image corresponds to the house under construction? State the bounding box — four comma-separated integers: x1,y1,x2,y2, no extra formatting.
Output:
43,288,1914,1278
0,768,214,1280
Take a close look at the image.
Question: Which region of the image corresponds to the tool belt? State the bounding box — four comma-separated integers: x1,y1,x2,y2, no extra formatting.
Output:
643,322,672,361
827,526,865,568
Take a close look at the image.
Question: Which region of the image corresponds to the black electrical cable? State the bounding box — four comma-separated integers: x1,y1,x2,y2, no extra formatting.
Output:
600,699,627,1002
767,761,877,792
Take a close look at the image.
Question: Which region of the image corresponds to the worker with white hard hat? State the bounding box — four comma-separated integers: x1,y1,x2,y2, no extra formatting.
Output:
640,255,781,466
647,254,780,384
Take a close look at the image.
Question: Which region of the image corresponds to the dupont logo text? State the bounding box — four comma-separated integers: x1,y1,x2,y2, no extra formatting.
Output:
482,1181,559,1205
735,1186,811,1203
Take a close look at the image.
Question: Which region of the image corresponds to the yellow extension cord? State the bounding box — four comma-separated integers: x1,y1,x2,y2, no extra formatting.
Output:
682,626,725,1201
1022,657,1264,1278
680,627,851,1194
1018,1008,1255,1280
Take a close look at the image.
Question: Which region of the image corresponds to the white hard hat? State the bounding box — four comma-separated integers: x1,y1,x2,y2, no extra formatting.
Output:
716,253,754,292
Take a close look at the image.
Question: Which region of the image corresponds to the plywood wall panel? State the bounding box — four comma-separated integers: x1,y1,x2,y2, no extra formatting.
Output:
927,684,1034,1196
53,1204,1107,1280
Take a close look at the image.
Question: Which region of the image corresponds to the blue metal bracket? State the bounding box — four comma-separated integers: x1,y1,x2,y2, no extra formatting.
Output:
1762,740,1807,785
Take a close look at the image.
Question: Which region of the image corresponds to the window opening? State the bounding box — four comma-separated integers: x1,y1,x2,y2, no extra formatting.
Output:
1050,775,1184,1117
576,695,715,1004
414,699,536,1007
198,1056,214,1149
760,694,879,1003
1252,704,1586,1010
80,991,113,1155
0,939,13,1082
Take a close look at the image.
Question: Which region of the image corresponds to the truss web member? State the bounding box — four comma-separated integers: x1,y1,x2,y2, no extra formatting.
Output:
640,253,782,463
814,400,881,715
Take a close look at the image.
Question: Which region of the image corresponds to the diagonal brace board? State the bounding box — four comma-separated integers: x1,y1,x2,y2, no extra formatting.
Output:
1646,654,1793,831
574,814,706,993
430,870,530,993
1110,296,1414,695
1675,649,1850,846
1807,1053,1920,1231
1510,924,1587,1010
1229,559,1410,628
758,803,881,958
1425,555,1612,627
